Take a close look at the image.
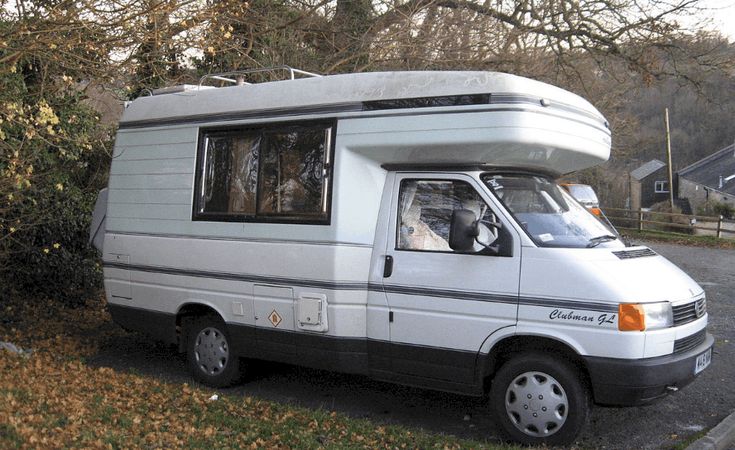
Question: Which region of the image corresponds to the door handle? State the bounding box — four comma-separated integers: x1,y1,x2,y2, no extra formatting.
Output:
383,255,393,278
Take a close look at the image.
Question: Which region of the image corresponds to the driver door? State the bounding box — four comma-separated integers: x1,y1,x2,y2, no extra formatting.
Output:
383,173,521,385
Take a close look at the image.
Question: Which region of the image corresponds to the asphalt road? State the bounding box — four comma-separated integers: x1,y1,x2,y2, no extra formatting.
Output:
89,241,735,449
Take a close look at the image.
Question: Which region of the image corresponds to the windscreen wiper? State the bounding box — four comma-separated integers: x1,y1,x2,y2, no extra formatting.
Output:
586,234,617,248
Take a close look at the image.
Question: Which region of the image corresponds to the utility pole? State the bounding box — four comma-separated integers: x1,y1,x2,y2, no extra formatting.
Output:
665,108,674,209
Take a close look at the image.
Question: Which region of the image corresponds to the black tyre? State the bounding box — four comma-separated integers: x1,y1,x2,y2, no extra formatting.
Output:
489,352,589,446
186,316,242,388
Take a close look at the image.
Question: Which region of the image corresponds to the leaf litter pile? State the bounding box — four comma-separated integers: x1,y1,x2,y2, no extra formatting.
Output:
0,296,508,449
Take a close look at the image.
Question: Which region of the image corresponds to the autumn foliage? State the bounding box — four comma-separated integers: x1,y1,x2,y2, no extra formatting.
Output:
0,13,112,302
0,297,495,449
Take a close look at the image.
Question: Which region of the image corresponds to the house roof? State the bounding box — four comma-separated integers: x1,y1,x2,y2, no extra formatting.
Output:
630,159,666,180
678,143,735,195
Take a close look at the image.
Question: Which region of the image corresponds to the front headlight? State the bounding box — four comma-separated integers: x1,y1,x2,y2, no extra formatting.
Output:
641,302,674,330
618,302,673,331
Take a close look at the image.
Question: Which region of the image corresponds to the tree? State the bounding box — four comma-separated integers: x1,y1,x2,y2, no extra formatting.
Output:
1,0,733,300
0,4,114,302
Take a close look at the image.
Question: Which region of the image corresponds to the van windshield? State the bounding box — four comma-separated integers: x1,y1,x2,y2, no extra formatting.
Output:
482,174,619,248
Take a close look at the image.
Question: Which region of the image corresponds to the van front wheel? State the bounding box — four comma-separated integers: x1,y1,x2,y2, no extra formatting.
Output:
186,316,241,388
489,353,589,446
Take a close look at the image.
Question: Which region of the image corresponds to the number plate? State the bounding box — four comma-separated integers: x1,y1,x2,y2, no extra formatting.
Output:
695,348,712,375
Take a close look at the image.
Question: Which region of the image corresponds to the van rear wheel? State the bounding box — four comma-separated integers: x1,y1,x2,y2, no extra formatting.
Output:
489,352,589,446
186,316,241,387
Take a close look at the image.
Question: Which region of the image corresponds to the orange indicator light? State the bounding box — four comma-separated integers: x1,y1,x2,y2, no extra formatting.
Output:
618,304,645,331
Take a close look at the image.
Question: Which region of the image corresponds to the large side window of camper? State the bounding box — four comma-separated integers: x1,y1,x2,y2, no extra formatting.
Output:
257,128,328,217
198,131,261,216
195,122,333,223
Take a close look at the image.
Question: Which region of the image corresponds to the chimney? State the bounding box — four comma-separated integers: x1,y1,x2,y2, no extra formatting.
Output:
719,176,724,189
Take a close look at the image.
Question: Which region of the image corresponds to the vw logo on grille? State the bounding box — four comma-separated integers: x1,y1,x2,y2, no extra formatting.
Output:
695,298,706,318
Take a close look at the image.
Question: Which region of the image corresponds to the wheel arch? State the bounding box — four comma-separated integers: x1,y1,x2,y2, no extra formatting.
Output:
175,302,226,352
480,334,592,394
488,340,592,445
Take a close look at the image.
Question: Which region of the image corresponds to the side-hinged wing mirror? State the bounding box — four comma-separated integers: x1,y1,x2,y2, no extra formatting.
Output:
449,209,510,255
449,209,478,252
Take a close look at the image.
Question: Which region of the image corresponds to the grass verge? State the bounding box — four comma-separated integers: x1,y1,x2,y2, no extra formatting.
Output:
0,296,517,449
665,428,709,450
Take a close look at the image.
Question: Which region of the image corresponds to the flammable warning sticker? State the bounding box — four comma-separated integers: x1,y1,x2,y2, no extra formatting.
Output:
268,310,282,327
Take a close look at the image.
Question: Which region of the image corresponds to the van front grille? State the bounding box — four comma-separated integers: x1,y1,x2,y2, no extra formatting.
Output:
673,297,706,326
612,248,657,259
673,329,706,354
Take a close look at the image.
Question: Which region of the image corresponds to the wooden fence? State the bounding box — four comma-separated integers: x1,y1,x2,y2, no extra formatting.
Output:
604,207,735,239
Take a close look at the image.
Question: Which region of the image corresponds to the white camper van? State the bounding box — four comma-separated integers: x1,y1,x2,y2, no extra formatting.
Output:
91,67,712,445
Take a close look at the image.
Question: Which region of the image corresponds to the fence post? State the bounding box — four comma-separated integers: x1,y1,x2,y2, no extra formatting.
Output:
638,209,644,231
717,215,723,238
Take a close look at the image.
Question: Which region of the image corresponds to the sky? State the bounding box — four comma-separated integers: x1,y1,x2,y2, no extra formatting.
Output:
693,0,735,40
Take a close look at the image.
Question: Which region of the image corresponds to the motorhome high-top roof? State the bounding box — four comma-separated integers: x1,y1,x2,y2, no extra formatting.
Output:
122,70,606,129
119,69,611,175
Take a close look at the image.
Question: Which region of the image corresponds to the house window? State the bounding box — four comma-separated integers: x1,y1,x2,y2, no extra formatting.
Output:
654,181,669,193
194,121,333,224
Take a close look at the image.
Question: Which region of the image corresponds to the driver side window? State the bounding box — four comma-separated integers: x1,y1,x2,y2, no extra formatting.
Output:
397,179,498,253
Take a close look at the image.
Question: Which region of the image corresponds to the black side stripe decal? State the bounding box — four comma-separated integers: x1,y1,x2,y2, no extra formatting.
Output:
104,261,618,312
374,284,518,305
103,261,368,291
519,296,618,313
118,102,364,130
374,284,616,312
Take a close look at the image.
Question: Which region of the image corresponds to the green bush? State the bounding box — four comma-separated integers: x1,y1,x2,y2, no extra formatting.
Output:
713,202,735,220
1,58,112,305
3,190,103,306
697,200,735,220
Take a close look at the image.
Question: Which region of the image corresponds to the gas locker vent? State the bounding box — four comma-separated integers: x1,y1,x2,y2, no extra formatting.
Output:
296,294,328,333
612,248,657,259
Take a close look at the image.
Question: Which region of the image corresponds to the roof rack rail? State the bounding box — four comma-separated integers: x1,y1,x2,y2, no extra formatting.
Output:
199,65,321,87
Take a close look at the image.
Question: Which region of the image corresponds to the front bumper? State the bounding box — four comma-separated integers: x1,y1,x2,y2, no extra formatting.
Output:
584,333,714,406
